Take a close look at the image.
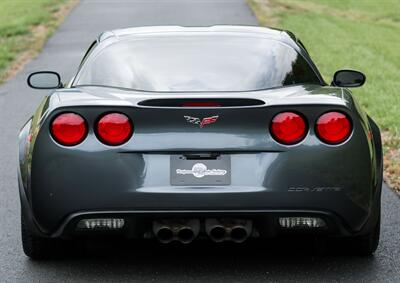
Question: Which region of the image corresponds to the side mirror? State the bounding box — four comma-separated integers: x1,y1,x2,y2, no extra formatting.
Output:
332,70,366,88
27,71,62,89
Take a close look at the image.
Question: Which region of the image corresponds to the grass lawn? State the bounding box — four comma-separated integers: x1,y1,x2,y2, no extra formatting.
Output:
0,0,76,83
248,0,400,192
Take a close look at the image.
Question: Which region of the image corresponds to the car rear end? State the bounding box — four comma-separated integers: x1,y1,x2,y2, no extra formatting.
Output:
20,91,380,244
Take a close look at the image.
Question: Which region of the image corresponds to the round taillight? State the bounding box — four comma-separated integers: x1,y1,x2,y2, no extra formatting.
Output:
270,112,307,145
316,112,352,144
51,113,87,146
96,113,133,146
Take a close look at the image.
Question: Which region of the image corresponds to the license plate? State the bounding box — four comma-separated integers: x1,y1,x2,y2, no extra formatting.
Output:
170,155,231,186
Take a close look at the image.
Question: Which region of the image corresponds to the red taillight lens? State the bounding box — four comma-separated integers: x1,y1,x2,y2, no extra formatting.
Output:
270,112,307,145
316,112,352,144
96,113,133,146
51,113,87,146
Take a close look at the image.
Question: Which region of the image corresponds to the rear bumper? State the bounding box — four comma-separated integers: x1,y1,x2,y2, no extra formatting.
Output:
21,173,380,240
30,208,379,240
27,150,378,235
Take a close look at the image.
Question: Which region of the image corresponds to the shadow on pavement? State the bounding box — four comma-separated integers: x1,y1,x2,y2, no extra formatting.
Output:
24,238,381,281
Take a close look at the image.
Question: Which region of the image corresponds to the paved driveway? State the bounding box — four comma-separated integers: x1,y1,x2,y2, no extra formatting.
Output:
0,0,399,282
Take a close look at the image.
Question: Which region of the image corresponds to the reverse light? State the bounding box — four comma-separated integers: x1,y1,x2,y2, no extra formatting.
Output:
279,217,326,229
96,113,133,146
270,112,307,145
316,112,352,144
51,113,87,146
76,218,125,230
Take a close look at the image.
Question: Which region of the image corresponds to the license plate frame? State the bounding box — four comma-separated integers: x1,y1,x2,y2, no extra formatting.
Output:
170,155,231,186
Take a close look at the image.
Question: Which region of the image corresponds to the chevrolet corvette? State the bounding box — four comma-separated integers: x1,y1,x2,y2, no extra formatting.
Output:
19,26,382,259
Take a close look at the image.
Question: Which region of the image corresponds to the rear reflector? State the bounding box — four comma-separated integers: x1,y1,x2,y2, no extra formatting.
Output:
96,113,133,146
316,111,352,144
51,113,88,146
76,218,125,230
279,217,326,229
270,112,307,145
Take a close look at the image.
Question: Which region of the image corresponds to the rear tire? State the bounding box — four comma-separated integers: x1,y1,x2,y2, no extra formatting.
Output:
21,213,80,259
348,212,380,256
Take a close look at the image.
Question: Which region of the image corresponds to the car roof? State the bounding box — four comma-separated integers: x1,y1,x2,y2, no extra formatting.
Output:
96,25,300,51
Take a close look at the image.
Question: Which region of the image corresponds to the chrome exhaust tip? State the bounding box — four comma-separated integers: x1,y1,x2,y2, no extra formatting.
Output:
177,227,195,244
208,225,227,242
153,222,175,244
177,219,200,244
205,219,227,242
230,226,249,243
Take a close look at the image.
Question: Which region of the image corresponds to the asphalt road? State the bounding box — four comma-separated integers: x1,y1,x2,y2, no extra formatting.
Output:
0,0,399,282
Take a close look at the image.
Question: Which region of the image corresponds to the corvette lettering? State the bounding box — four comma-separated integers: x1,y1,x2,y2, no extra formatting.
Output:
184,115,219,128
176,163,227,178
288,187,342,192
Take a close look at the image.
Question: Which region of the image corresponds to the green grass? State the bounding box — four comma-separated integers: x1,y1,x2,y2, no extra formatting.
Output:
301,0,400,22
0,0,69,80
249,0,400,137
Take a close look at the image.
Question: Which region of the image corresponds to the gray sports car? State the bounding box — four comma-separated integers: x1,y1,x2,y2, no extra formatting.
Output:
19,26,382,259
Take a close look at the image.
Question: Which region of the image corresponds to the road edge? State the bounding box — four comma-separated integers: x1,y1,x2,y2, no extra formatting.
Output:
0,0,79,85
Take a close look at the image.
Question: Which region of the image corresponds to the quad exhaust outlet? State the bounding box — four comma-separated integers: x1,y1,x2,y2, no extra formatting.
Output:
153,219,252,243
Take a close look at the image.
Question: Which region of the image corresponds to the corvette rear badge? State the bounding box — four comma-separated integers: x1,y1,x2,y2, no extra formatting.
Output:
184,115,219,128
176,163,227,178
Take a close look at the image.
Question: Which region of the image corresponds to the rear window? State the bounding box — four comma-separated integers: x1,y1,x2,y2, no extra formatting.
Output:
73,35,321,92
